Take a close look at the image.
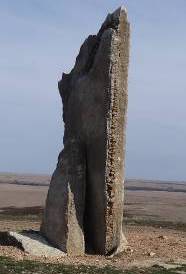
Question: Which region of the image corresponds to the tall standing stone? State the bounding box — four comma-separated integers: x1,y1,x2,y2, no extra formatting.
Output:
41,6,130,256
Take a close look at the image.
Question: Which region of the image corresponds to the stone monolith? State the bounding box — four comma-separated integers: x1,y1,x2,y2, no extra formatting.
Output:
41,6,130,256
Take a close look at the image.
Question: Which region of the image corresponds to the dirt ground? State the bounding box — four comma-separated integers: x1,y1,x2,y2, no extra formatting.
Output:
126,190,186,224
0,221,185,269
0,183,47,209
0,173,185,268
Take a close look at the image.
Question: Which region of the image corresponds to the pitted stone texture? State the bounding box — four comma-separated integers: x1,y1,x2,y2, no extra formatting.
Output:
41,6,130,256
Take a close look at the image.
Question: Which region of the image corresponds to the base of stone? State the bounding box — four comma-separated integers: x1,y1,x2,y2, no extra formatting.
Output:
0,230,66,257
115,233,128,255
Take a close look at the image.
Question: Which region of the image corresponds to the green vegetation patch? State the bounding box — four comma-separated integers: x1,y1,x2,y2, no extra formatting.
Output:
124,217,186,232
0,256,123,274
0,256,185,274
0,207,43,222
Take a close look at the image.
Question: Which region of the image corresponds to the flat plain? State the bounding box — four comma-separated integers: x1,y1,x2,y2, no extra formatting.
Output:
0,173,185,224
0,173,185,273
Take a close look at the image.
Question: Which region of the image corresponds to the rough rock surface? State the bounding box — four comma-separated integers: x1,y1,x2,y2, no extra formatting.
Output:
41,6,130,256
0,231,66,257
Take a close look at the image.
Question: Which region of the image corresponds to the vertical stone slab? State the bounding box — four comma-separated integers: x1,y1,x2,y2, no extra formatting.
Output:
105,8,130,254
41,6,130,256
41,140,86,255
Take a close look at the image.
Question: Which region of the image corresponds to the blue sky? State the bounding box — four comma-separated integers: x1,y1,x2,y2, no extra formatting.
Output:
0,0,186,180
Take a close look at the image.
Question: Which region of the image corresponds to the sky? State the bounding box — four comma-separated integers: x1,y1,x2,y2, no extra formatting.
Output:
0,0,186,180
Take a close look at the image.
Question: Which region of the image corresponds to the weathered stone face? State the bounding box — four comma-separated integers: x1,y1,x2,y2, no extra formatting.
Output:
41,6,130,256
